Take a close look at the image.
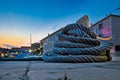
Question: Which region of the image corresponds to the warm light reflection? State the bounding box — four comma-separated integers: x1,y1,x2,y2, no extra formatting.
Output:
97,36,112,40
102,27,111,38
1,53,4,57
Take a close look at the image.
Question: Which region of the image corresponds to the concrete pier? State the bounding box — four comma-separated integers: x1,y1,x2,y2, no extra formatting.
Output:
0,57,120,80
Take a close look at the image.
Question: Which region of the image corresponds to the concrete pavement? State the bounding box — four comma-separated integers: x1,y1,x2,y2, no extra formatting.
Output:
0,57,120,80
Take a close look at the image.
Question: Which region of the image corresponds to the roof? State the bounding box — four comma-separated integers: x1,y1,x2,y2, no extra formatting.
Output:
31,42,40,45
40,15,91,42
12,47,20,49
91,14,120,28
40,28,63,42
21,46,31,48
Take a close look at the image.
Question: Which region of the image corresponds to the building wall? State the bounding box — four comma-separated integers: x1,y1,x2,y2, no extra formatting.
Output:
20,47,30,53
42,31,62,53
111,16,120,45
92,17,112,38
31,43,40,50
111,16,120,54
92,15,120,53
76,15,89,27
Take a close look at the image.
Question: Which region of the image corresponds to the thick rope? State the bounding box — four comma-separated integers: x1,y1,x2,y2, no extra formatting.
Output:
41,23,113,63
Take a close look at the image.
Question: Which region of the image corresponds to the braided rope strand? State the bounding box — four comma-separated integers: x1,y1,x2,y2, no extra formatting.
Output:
42,23,113,63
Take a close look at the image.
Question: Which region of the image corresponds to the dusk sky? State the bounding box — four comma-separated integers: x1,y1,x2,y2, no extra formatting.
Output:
0,0,120,48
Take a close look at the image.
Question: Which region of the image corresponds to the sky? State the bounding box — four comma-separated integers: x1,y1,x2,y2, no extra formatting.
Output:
0,0,120,48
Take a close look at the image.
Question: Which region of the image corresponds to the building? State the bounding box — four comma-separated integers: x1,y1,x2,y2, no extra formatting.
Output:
31,42,40,50
11,47,21,53
31,42,40,54
76,15,89,27
40,15,89,54
20,46,31,53
91,14,120,54
40,28,63,53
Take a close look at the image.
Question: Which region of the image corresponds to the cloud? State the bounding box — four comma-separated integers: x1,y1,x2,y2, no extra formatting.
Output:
2,44,15,49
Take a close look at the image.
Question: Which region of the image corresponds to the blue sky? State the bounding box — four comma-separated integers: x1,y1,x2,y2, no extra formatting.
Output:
0,0,120,48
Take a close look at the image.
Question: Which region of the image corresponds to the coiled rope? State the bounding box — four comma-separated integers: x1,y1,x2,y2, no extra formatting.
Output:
42,23,113,63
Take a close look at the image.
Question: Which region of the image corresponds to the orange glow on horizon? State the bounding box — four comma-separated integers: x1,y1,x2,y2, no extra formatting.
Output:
0,34,30,48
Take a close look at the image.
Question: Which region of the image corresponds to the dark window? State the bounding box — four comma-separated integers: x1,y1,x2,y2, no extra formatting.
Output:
98,23,103,29
115,45,120,51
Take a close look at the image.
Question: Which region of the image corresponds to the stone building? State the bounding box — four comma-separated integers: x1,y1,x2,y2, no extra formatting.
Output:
91,14,120,55
40,28,62,53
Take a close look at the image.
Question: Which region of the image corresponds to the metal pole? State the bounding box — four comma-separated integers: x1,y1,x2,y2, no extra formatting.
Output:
30,34,32,46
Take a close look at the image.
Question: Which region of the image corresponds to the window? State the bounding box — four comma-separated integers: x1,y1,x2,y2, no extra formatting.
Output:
98,23,103,29
115,45,120,51
97,23,103,37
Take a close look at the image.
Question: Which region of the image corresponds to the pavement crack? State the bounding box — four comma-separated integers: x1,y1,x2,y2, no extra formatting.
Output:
20,62,31,80
0,75,3,80
58,70,71,80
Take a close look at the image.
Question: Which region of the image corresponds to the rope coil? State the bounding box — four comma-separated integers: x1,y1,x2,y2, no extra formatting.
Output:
42,23,113,63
